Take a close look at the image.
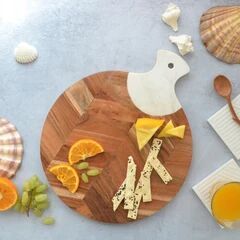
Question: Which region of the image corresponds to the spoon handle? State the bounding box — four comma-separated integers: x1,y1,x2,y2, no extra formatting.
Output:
226,96,240,125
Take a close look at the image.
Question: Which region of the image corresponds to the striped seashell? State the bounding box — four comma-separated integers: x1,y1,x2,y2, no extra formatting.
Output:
0,118,24,178
200,6,240,64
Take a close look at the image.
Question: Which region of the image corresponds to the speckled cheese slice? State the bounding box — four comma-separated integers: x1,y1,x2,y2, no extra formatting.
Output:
149,157,173,184
141,164,152,202
128,139,163,219
142,139,163,202
127,172,144,219
112,180,126,211
124,156,137,210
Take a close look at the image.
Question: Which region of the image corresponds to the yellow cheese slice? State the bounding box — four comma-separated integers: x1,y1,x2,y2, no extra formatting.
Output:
136,118,164,150
166,125,186,139
157,120,174,138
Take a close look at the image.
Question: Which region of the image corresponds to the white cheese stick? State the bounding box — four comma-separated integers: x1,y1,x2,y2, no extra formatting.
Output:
124,156,137,210
112,180,126,212
150,157,173,184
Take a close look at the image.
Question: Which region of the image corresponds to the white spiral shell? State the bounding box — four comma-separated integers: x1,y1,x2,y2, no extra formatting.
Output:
0,118,24,178
14,42,38,64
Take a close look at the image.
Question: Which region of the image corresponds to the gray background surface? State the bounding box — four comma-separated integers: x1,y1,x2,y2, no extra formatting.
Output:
0,0,240,239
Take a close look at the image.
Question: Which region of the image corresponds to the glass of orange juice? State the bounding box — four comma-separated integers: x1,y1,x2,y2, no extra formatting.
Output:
211,182,240,229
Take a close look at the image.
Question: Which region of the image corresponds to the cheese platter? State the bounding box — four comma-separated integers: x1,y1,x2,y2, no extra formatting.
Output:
40,50,192,223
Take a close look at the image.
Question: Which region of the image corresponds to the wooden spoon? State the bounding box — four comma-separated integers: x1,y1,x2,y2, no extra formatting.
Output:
214,75,240,125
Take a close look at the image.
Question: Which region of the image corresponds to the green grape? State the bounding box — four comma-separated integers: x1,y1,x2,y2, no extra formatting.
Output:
21,191,29,207
42,217,55,225
29,180,37,190
75,162,89,170
86,169,100,176
81,173,89,183
13,201,21,212
35,179,42,188
35,194,48,203
20,205,27,214
30,200,37,209
31,175,39,182
31,189,36,197
37,202,49,210
23,181,31,192
29,175,41,189
33,208,43,217
35,184,48,193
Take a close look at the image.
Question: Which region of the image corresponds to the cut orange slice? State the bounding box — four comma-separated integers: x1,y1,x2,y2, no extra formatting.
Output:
0,177,18,211
68,139,104,165
49,164,79,193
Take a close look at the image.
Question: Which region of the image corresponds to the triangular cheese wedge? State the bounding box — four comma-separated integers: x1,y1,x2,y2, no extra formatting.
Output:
157,120,174,138
136,118,164,150
136,118,164,129
166,125,185,139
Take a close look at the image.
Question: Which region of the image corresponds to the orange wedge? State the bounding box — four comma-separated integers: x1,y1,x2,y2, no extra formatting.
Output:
68,139,104,165
49,164,79,193
0,177,18,211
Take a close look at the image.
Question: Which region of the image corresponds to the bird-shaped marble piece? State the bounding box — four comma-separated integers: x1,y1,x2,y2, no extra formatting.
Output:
41,50,192,223
127,50,190,116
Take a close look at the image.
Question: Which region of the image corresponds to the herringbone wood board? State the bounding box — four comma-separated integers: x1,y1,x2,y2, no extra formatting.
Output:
40,71,192,223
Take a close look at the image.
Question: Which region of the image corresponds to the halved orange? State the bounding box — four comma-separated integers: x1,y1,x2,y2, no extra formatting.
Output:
0,177,18,211
49,164,79,193
68,139,104,165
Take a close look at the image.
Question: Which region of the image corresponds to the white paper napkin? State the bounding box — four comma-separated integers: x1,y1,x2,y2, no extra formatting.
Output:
192,159,240,227
208,94,240,160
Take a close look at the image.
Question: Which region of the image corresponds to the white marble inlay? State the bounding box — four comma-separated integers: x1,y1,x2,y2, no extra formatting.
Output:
127,50,190,116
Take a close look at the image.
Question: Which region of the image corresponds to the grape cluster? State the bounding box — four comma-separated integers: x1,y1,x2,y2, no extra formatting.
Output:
13,175,54,224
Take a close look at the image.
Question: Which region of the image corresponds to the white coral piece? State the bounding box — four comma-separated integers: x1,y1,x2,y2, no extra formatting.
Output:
162,3,181,32
169,35,194,56
14,42,38,64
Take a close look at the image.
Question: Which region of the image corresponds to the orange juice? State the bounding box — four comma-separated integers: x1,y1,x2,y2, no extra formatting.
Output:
211,182,240,223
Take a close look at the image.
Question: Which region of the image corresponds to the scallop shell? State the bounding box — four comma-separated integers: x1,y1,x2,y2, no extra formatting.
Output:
0,118,24,178
200,6,240,64
14,42,38,64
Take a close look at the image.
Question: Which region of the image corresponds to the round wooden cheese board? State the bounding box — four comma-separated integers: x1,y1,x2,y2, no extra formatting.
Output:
40,50,192,223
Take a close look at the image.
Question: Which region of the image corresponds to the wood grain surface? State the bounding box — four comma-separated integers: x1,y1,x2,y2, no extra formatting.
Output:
40,71,192,223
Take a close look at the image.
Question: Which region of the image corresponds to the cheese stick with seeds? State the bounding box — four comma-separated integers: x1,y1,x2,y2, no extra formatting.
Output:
149,157,172,184
142,139,162,202
124,156,137,210
112,180,126,212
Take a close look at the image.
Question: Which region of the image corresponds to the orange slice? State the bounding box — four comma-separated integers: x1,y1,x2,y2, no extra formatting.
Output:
68,139,104,165
0,177,18,211
49,164,79,193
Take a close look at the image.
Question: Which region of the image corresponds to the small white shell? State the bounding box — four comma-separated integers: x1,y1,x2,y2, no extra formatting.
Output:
169,34,194,56
14,42,38,64
162,3,181,32
0,118,24,178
